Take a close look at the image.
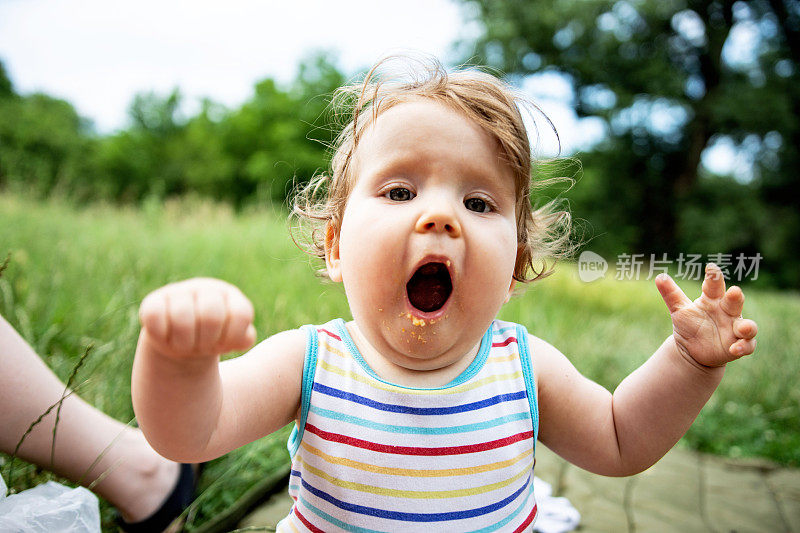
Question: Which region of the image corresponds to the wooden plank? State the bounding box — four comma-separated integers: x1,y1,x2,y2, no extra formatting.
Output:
766,468,800,532
558,462,631,531
627,448,710,532
703,454,786,533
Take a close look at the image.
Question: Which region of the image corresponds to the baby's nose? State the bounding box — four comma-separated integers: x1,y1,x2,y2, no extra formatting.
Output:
414,204,462,237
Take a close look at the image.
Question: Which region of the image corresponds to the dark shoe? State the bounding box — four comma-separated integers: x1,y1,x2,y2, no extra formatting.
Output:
118,463,202,533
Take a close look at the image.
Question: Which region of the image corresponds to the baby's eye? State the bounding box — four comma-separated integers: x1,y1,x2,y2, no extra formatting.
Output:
464,197,490,213
387,187,414,201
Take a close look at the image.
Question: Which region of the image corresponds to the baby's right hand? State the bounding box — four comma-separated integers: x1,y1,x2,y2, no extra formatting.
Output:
139,278,256,360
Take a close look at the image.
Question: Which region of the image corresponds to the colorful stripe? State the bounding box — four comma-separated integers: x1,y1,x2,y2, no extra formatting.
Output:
296,489,536,533
319,340,346,359
296,455,532,498
513,504,539,533
299,440,533,477
309,405,531,434
293,507,325,533
313,382,527,415
297,495,388,533
317,328,341,341
305,423,533,455
492,336,518,348
293,471,532,522
487,352,520,363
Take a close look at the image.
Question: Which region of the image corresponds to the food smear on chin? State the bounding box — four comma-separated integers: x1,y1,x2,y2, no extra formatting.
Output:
403,312,439,327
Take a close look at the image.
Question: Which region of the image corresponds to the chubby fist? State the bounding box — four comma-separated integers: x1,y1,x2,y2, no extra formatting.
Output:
139,278,256,359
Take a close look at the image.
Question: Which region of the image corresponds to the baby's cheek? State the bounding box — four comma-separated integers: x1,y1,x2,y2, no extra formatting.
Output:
494,231,520,275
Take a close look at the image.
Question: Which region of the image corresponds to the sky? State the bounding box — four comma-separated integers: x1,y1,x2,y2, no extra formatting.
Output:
0,0,467,131
0,0,608,156
0,0,735,169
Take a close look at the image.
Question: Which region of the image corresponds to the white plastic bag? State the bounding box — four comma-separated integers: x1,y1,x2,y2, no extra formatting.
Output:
0,474,101,533
533,476,581,533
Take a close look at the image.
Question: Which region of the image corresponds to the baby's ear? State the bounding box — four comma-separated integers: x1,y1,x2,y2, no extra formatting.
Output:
324,222,343,282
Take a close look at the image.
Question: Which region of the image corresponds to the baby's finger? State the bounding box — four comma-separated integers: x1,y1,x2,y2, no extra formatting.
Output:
167,289,197,352
733,318,758,340
139,290,169,341
720,285,744,317
239,324,258,351
655,273,691,313
219,289,255,352
701,263,726,300
729,337,756,358
196,289,226,350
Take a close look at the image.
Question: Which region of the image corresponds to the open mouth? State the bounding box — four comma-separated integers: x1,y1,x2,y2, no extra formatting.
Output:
406,262,453,313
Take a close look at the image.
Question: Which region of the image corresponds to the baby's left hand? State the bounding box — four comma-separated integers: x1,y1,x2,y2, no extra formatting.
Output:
655,263,758,367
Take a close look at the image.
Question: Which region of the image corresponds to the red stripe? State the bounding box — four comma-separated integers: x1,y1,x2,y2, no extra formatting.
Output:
306,423,533,456
294,507,326,533
512,504,538,533
318,328,341,341
492,336,517,348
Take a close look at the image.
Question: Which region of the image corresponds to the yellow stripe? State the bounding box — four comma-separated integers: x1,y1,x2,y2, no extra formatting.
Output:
297,455,532,499
487,353,519,363
320,340,347,359
288,520,300,533
318,359,522,396
301,440,532,477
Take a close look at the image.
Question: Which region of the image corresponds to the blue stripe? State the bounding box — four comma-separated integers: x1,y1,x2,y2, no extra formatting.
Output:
468,483,535,533
295,471,531,522
291,474,534,531
297,489,533,533
298,495,390,533
314,382,527,415
494,325,516,336
309,405,531,435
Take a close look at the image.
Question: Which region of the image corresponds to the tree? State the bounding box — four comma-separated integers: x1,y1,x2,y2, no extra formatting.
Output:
0,61,14,98
459,0,800,287
218,51,345,205
91,53,345,206
0,65,94,197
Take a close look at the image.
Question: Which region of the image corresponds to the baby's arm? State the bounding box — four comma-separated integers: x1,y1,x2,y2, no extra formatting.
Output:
535,263,758,476
131,278,305,463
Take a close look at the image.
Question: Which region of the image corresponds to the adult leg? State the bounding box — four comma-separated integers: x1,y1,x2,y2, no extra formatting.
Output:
0,314,180,523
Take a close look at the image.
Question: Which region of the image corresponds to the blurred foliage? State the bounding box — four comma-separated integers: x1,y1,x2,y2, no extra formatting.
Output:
0,52,344,207
458,0,800,288
2,4,800,288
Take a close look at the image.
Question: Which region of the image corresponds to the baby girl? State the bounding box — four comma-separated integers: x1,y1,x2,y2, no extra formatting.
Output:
132,58,757,532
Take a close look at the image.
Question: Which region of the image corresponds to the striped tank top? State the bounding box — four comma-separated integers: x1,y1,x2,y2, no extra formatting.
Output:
277,318,538,532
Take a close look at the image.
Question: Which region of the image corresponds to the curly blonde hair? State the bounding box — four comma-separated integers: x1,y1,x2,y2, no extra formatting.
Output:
292,55,573,283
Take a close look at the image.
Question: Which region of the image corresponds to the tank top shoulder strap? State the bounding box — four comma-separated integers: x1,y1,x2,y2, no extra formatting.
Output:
493,319,538,444
287,320,342,457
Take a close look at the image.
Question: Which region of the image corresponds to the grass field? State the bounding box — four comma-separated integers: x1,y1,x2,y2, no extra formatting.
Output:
2,193,799,529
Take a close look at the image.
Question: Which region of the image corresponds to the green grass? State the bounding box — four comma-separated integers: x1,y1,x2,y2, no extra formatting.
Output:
2,193,799,529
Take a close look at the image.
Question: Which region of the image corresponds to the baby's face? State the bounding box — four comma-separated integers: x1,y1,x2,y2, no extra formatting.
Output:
326,99,519,371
